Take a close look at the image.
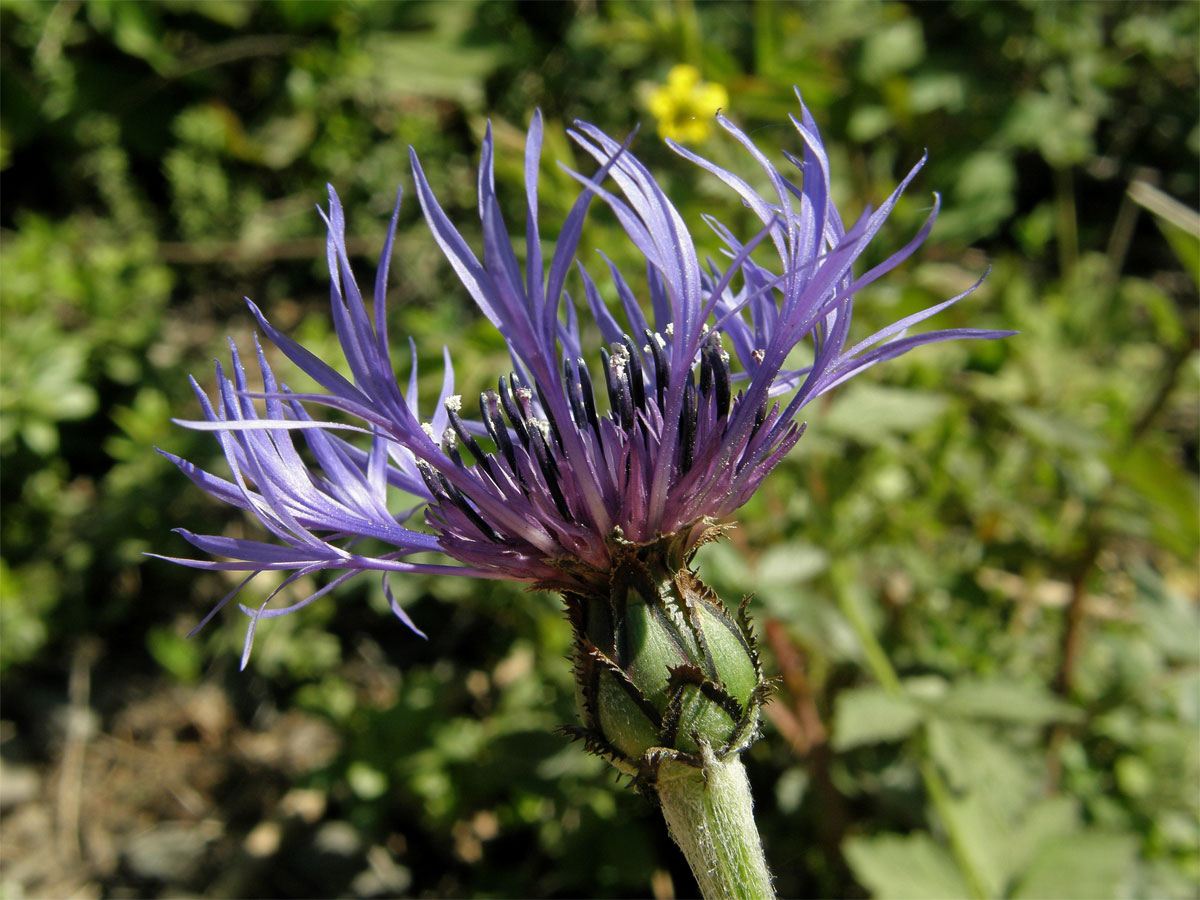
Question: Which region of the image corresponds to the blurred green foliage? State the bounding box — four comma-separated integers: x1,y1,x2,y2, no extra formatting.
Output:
1,1,1196,898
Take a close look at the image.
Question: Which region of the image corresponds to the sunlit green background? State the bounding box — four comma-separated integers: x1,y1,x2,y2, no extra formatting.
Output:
1,1,1197,898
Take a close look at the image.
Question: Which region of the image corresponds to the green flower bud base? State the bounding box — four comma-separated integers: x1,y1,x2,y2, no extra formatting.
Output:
552,524,775,899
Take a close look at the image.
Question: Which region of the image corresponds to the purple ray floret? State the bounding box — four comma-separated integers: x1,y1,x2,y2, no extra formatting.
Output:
158,90,1013,660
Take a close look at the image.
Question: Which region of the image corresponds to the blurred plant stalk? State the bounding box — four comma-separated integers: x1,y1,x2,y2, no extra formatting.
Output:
833,562,990,900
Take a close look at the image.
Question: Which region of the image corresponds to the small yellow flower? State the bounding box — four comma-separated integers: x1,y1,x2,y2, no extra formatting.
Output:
647,65,729,143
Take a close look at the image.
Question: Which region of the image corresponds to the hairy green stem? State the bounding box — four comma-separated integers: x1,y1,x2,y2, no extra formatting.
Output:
835,580,990,900
656,749,775,900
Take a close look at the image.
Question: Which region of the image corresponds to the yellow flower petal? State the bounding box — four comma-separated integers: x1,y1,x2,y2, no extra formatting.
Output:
697,84,729,113
667,64,701,92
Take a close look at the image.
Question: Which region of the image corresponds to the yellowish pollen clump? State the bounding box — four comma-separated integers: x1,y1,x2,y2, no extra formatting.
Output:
647,64,729,143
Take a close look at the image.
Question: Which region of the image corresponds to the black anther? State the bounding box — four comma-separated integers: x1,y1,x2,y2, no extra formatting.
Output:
702,334,731,420
481,390,517,471
448,407,495,478
680,369,698,474
620,334,646,410
602,347,633,431
643,328,668,408
440,431,465,468
441,474,502,541
564,358,588,426
534,379,565,451
700,345,714,398
498,375,530,447
576,358,601,434
529,424,571,519
574,357,607,466
599,348,618,416
416,460,444,499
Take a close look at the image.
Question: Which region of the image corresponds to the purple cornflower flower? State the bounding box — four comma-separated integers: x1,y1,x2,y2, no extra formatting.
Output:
158,92,1010,664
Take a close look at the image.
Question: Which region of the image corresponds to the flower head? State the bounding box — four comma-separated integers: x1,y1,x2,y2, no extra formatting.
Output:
646,65,729,142
158,91,1011,664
